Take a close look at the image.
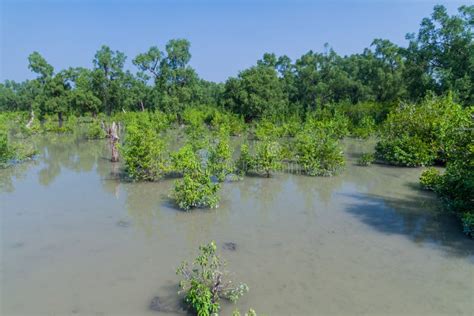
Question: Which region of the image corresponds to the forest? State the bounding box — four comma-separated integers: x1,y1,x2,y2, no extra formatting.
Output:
1,5,473,316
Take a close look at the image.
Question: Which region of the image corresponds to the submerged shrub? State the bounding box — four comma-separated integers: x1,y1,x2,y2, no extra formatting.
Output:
295,129,345,176
172,170,220,211
357,153,375,166
177,241,249,316
170,144,201,176
208,134,234,182
352,116,376,139
235,143,253,176
253,140,282,177
86,120,106,139
120,123,167,181
376,95,471,166
419,167,441,190
0,131,13,167
375,134,435,167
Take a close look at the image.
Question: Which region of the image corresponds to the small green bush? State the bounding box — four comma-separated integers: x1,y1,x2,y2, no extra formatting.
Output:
375,134,435,167
295,129,345,176
419,167,441,190
0,131,13,167
208,134,233,182
357,153,375,166
120,123,167,181
86,120,106,139
253,140,283,177
170,144,201,176
352,116,376,139
461,213,474,237
177,241,249,316
172,170,220,211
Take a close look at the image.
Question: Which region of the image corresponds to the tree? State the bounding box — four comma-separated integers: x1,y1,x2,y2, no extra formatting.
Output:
92,45,127,114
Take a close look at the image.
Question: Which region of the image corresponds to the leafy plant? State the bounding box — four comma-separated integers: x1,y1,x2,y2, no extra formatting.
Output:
170,144,201,176
253,140,282,177
120,122,167,181
86,120,106,139
419,167,441,190
295,129,345,176
375,134,435,167
172,170,220,211
177,241,249,316
208,133,234,182
357,152,375,166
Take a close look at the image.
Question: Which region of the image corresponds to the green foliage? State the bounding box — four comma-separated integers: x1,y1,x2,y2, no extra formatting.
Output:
357,153,375,166
253,140,283,177
86,120,106,139
376,96,471,166
172,170,220,211
208,133,234,182
0,131,13,167
236,143,253,176
177,241,249,315
352,116,376,139
170,144,201,176
375,134,435,167
120,122,167,181
419,167,441,190
295,129,345,176
233,309,258,316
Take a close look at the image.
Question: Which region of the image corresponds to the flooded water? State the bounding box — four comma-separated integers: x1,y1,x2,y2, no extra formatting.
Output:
1,134,473,315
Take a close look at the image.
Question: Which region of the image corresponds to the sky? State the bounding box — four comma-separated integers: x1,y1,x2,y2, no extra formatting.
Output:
0,0,469,83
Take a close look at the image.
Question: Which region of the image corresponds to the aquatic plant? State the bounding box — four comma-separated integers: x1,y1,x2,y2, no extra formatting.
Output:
232,309,258,316
177,241,249,316
357,152,375,166
86,120,106,139
120,122,167,181
172,170,220,211
208,133,234,182
419,167,441,190
376,95,471,166
295,129,345,176
375,134,435,167
253,140,283,177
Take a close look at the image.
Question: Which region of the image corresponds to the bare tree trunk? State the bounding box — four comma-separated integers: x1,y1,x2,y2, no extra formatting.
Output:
139,101,145,112
26,110,35,129
110,122,120,162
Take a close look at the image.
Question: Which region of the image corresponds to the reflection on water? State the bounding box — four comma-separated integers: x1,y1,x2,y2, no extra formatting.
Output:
1,135,473,316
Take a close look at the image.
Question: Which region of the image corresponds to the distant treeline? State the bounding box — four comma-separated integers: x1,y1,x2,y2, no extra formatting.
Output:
1,5,472,122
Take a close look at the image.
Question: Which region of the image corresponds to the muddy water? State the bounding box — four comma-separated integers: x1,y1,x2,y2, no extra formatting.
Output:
1,135,473,316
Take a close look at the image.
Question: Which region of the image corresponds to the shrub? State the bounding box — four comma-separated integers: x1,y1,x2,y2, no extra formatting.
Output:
419,167,441,190
235,143,253,176
253,140,282,177
375,134,436,167
120,123,167,181
172,170,220,211
170,144,201,176
352,116,376,139
461,213,474,237
295,129,345,176
376,95,471,166
86,120,106,139
177,241,249,316
357,153,375,166
0,131,13,167
208,134,234,182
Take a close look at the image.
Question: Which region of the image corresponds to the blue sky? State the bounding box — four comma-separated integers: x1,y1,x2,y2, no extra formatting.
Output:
1,0,469,83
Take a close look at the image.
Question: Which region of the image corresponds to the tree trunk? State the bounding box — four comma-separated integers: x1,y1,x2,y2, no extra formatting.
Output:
26,110,35,129
110,121,120,162
58,112,63,128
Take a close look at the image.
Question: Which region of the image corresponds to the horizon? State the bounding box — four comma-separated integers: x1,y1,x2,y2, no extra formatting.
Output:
1,0,469,83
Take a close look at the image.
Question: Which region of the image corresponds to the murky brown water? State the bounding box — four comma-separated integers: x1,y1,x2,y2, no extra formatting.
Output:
1,134,473,315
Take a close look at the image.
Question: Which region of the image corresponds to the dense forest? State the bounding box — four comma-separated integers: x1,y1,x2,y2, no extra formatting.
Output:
1,5,473,117
1,5,473,316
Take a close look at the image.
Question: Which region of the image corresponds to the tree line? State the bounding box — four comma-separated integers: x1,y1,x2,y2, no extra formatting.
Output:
1,5,472,123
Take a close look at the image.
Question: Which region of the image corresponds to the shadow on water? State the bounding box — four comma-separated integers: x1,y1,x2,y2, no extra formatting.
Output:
342,192,474,258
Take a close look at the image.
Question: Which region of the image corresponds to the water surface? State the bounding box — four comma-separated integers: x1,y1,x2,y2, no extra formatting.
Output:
1,135,473,315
